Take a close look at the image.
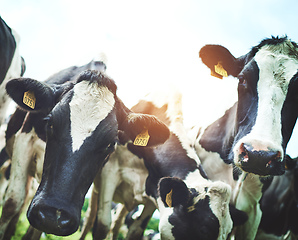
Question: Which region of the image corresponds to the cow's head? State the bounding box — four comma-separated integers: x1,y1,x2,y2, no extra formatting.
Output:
6,70,170,236
199,36,298,176
158,177,247,240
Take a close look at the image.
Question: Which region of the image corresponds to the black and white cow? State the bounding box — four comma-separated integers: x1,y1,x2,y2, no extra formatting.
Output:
80,90,247,240
0,16,25,124
0,60,107,240
255,155,298,239
5,70,170,236
191,36,298,239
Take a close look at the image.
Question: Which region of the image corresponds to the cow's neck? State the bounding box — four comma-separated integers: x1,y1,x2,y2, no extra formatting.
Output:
192,103,238,188
199,102,238,164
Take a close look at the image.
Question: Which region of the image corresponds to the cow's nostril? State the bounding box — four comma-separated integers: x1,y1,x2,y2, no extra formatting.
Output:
239,143,250,163
38,209,46,222
266,160,272,168
265,151,282,168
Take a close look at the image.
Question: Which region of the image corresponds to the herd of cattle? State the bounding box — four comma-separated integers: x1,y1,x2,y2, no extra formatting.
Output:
0,15,298,240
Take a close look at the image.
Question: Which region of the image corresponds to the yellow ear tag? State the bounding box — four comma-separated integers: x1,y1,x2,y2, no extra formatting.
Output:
214,62,228,77
23,90,36,109
133,129,150,146
165,189,173,207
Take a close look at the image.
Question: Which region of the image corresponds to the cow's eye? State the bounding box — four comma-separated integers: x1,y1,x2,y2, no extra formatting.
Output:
47,123,54,137
106,141,116,152
238,75,248,89
44,115,54,137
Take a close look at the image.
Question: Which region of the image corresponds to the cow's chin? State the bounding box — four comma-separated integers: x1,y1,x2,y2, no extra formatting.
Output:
27,195,81,236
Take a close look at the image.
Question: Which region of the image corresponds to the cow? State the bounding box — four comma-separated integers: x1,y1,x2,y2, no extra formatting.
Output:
191,36,298,239
5,69,170,237
0,16,25,125
198,36,298,176
0,59,107,240
255,155,298,240
79,89,247,240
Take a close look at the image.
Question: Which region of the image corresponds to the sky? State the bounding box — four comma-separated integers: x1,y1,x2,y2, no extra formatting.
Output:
1,0,298,156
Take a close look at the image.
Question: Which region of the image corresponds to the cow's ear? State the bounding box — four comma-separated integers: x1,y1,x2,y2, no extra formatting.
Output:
229,204,248,227
121,112,170,147
158,177,190,208
6,78,73,112
284,154,297,170
6,78,55,112
199,45,239,78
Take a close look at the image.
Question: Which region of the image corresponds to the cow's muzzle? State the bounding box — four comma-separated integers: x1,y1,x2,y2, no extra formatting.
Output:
27,198,79,236
237,143,285,176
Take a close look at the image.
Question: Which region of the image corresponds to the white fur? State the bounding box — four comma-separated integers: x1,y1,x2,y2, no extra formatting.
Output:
193,128,236,189
156,197,174,239
69,81,115,152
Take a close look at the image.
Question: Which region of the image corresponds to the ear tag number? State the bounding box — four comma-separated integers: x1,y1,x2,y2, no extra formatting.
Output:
214,62,228,77
165,189,173,207
133,129,150,146
23,91,36,109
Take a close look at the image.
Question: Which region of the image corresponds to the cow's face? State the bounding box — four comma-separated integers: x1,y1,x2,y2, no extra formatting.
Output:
6,70,170,236
199,37,298,176
158,176,246,240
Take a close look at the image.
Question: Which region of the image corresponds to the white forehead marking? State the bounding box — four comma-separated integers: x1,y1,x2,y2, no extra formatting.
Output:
69,81,115,152
246,46,298,147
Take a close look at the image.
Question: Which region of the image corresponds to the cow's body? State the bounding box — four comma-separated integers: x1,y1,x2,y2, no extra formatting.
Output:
192,36,298,239
0,60,107,240
255,155,298,240
80,90,246,240
0,16,25,124
5,69,170,236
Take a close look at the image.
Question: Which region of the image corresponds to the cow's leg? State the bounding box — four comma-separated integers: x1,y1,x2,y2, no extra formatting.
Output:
79,185,99,240
110,203,129,240
2,211,20,240
125,200,156,240
233,173,263,240
0,160,10,206
22,225,42,240
0,132,34,240
234,203,262,240
93,158,121,240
